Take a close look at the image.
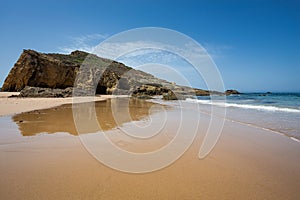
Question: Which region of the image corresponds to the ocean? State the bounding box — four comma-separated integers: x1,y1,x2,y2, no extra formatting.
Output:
185,93,300,141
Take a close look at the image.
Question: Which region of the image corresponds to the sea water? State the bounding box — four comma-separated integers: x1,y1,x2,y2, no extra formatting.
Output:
186,93,300,141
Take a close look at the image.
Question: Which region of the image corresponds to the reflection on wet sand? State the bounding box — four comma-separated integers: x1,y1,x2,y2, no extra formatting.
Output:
12,98,162,136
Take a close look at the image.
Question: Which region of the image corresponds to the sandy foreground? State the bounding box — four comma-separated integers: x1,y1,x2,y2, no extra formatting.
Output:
0,94,299,199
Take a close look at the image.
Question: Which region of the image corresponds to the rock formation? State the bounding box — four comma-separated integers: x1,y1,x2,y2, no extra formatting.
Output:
225,89,241,95
2,50,84,91
18,86,73,98
2,49,239,99
2,49,172,96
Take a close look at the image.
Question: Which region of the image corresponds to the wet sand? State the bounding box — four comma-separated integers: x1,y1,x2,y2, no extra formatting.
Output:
11,98,159,136
0,98,300,199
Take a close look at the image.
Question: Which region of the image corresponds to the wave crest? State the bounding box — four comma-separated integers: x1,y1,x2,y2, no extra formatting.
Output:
186,98,300,113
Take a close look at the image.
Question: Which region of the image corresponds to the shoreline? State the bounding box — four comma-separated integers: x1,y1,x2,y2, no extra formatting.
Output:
151,99,300,143
2,92,299,143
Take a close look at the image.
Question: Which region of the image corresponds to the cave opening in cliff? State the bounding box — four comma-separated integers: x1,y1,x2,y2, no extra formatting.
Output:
96,85,107,94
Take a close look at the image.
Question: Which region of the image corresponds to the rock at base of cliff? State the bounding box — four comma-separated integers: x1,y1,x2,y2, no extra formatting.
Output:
19,86,73,98
162,91,186,100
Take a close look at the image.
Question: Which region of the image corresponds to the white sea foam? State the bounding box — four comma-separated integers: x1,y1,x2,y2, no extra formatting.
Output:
290,137,300,143
185,98,300,113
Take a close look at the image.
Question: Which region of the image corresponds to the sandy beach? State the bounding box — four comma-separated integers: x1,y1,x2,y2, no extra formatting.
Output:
0,92,116,116
0,94,300,199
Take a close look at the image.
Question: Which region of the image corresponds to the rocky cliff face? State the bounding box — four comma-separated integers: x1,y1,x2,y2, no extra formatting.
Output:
2,49,236,98
2,50,84,91
2,49,172,95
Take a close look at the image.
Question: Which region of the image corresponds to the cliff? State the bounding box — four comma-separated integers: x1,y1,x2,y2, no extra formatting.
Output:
2,49,237,98
2,50,83,91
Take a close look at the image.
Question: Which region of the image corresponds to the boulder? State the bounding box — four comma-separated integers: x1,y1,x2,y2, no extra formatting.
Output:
194,88,210,96
19,86,73,98
162,91,186,100
132,84,169,96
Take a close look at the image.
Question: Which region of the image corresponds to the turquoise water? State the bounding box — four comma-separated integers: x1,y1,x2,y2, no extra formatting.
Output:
188,93,300,140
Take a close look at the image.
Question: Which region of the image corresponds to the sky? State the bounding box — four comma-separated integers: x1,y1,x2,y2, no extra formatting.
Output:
0,0,299,92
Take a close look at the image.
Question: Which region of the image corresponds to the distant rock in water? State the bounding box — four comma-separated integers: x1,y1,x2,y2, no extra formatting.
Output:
2,49,239,98
225,89,241,96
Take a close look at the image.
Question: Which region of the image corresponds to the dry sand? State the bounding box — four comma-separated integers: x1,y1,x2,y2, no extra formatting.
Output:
0,92,117,116
0,95,299,199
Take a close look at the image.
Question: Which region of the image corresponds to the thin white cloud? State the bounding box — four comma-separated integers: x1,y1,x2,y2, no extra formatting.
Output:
59,33,230,61
91,40,231,66
59,33,108,53
92,40,210,65
202,43,233,59
71,33,108,42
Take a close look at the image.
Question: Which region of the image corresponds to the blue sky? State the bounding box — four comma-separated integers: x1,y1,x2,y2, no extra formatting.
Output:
0,0,299,92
